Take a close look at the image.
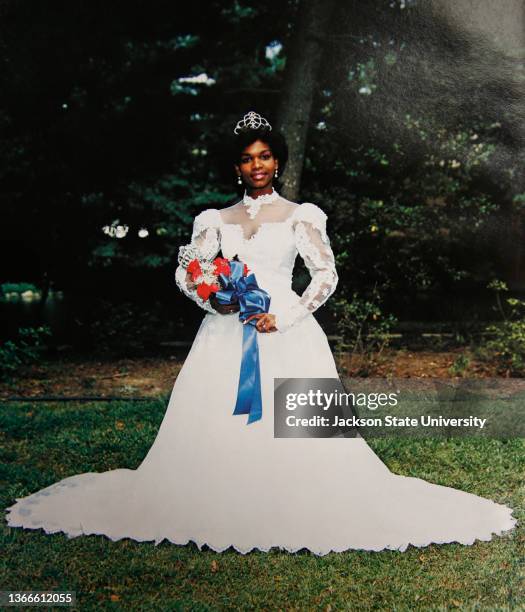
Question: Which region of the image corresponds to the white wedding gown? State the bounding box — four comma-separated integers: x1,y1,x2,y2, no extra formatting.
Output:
5,190,518,555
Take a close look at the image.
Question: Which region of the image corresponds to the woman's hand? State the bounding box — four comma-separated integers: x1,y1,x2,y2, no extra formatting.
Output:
244,313,277,333
209,295,240,315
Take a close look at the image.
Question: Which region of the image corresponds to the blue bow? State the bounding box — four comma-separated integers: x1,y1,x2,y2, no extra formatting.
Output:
214,260,271,424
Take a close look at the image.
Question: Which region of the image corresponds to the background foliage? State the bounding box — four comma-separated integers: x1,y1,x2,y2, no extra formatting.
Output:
1,0,524,346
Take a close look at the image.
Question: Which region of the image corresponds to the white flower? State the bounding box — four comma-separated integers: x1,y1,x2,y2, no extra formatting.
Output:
178,73,216,86
265,41,282,61
115,225,129,239
138,228,149,238
359,86,372,95
102,219,129,238
198,261,220,285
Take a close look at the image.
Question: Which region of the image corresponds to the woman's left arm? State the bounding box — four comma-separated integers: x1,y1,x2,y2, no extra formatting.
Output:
273,203,339,333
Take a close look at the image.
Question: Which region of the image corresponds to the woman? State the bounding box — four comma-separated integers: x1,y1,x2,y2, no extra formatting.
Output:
6,111,517,555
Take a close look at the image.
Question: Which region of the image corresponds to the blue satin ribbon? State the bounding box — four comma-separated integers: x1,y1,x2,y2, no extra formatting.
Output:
214,260,270,424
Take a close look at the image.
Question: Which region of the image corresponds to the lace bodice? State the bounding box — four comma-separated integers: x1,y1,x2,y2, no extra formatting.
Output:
175,193,339,333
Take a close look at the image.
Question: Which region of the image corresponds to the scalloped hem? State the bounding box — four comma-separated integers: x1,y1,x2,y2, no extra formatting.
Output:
4,504,518,557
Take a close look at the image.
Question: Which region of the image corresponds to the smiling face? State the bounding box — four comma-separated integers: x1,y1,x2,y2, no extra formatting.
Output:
234,139,278,192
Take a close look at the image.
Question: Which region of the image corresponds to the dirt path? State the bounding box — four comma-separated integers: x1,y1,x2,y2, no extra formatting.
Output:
1,356,184,399
339,347,498,378
0,346,502,399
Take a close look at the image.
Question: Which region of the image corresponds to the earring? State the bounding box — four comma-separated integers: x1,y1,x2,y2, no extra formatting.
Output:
237,175,242,185
274,168,279,178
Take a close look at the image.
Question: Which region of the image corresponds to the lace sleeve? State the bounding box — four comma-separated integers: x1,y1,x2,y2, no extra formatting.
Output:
274,203,339,333
175,209,221,314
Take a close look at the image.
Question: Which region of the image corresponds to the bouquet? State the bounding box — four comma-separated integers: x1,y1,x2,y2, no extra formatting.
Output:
186,255,250,301
181,248,270,424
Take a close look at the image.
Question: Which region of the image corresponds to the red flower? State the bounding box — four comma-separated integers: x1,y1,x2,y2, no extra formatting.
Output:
197,282,220,301
187,258,202,281
244,263,250,276
213,257,231,276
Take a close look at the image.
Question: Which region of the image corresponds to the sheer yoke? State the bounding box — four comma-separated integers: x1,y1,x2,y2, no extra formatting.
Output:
219,198,299,241
176,193,339,332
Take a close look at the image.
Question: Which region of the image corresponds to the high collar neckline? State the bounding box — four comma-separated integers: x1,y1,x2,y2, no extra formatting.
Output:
242,187,279,219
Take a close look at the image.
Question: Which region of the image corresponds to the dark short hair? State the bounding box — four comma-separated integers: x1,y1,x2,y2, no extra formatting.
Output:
228,126,289,183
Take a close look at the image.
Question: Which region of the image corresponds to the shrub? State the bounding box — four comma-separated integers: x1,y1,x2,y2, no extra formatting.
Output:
0,326,52,380
332,286,397,375
477,280,525,376
73,298,165,355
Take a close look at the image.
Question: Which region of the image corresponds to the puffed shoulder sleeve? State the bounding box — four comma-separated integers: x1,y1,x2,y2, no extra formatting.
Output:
175,209,221,314
274,203,339,333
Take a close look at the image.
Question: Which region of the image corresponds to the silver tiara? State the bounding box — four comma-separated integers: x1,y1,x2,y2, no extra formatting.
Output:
233,111,272,134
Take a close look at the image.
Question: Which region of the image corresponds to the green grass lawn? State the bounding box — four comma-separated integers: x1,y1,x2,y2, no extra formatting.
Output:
1,397,523,610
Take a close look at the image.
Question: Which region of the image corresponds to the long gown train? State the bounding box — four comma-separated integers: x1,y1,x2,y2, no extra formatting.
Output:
5,194,518,555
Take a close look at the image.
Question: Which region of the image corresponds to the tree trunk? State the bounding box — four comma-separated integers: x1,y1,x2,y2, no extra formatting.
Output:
276,0,337,201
